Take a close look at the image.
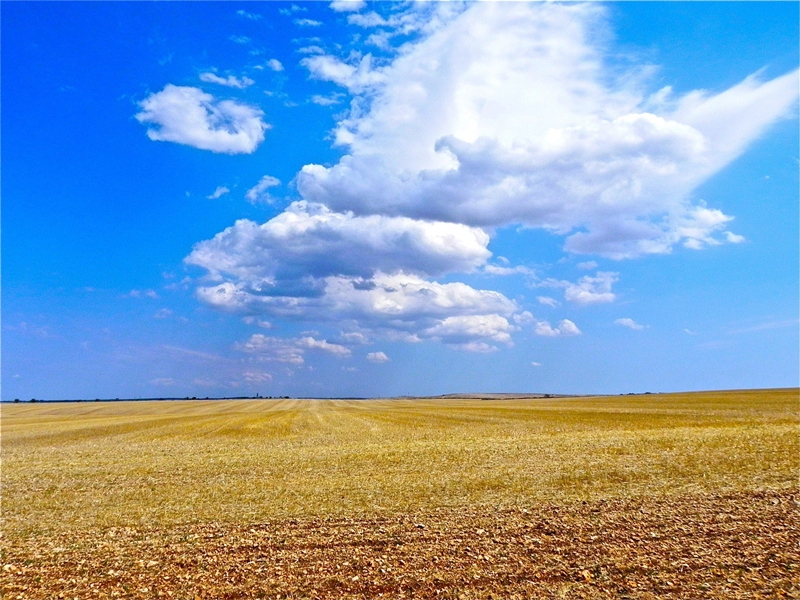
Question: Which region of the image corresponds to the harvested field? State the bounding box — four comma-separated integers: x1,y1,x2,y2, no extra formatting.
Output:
2,389,798,598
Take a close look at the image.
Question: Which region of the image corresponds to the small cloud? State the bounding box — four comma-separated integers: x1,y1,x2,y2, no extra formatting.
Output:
135,85,269,154
229,35,251,44
683,328,697,335
330,0,366,11
245,175,281,204
531,362,542,367
199,72,254,89
236,9,261,20
536,296,560,308
366,351,390,363
243,317,274,329
298,45,325,55
483,264,533,276
614,318,646,330
295,18,323,27
343,366,359,372
534,319,581,337
311,93,344,106
154,308,174,319
280,4,307,15
129,289,159,299
207,186,230,199
513,311,534,326
266,58,284,72
243,371,273,383
151,377,175,386
724,231,746,244
577,261,598,270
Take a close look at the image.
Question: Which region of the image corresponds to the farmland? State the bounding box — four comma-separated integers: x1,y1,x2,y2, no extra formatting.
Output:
2,389,798,598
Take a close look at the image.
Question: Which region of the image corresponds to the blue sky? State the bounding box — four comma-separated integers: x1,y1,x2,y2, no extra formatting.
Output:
3,1,798,400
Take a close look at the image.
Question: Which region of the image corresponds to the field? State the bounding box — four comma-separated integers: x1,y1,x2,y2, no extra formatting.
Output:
2,389,798,598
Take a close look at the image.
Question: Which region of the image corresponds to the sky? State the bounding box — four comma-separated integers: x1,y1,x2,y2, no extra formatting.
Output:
2,1,798,400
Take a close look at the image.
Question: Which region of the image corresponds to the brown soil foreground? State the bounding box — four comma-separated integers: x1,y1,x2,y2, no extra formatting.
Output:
3,489,798,599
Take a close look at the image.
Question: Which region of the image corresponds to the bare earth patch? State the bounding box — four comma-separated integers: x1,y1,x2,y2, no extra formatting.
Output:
3,489,797,599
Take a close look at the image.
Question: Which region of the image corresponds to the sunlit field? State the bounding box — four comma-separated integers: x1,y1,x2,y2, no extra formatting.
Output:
3,389,797,535
2,389,798,599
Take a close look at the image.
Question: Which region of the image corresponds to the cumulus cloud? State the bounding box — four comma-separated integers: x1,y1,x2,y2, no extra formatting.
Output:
245,175,281,204
195,271,519,349
266,59,284,72
186,201,491,284
534,319,581,337
207,186,230,199
294,2,797,258
615,318,646,330
330,0,366,12
199,72,254,89
366,351,389,363
135,85,269,154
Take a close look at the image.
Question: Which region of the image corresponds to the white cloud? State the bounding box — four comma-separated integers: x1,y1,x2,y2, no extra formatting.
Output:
186,201,491,284
615,318,646,330
298,45,325,55
539,271,618,305
195,271,519,350
238,334,350,364
301,53,386,93
295,18,323,27
564,272,618,305
330,0,366,12
245,175,281,204
724,231,746,244
135,85,269,154
129,289,159,299
311,93,345,106
536,296,559,308
154,308,174,319
577,261,598,270
199,72,254,89
237,10,261,20
531,362,542,367
366,351,389,363
482,264,533,276
243,371,272,382
423,314,515,351
230,35,250,44
294,2,796,258
266,59,284,72
534,319,581,337
207,186,230,199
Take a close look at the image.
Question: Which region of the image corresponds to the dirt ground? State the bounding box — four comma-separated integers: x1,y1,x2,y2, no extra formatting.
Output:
3,488,797,599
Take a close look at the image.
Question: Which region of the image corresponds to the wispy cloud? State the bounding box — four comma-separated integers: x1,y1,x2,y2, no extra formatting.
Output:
207,186,230,200
199,72,254,89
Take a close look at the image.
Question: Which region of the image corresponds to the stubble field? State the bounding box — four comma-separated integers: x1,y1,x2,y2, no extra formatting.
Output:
2,389,798,598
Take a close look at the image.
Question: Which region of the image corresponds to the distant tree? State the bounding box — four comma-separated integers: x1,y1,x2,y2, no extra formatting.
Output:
14,399,19,403
30,398,37,402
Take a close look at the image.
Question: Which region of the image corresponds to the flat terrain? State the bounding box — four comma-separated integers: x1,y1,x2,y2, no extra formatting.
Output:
2,389,798,598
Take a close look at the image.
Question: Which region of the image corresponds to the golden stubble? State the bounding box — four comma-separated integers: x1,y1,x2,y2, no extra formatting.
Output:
2,389,798,537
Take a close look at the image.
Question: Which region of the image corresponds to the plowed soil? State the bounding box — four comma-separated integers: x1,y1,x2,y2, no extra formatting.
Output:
3,489,797,599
